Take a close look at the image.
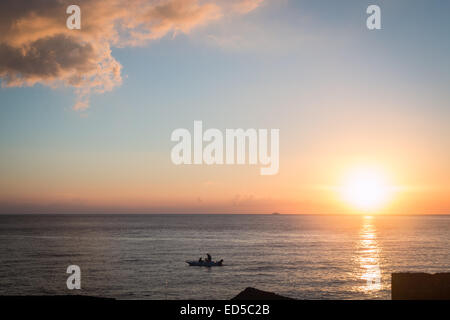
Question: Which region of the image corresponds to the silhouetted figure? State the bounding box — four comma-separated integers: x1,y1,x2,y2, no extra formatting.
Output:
198,257,203,263
206,253,212,263
218,259,223,266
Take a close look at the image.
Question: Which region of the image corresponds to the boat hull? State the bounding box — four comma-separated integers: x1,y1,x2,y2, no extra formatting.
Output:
186,260,223,267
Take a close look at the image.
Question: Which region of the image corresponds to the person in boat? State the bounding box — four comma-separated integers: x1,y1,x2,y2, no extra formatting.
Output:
217,259,223,266
198,257,203,263
206,253,212,263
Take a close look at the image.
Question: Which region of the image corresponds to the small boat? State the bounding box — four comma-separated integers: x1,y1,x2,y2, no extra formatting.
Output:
186,260,223,267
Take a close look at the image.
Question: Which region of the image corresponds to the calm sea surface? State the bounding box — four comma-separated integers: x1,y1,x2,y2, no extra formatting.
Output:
0,214,448,299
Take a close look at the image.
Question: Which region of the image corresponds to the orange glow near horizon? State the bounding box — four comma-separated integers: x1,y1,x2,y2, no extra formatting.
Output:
0,152,448,214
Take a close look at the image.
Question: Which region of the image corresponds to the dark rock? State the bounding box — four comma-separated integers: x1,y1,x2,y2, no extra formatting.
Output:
232,287,295,300
392,273,450,300
0,295,114,301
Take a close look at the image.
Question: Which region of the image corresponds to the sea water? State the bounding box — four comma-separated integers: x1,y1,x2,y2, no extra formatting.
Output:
0,214,448,299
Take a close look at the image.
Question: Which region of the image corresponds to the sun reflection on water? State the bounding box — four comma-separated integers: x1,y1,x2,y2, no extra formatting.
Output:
357,216,382,293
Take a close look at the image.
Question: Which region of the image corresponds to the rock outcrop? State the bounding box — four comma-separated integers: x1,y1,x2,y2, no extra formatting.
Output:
392,273,450,300
232,287,294,300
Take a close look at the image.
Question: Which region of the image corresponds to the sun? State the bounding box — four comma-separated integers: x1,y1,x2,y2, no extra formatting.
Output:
340,167,391,212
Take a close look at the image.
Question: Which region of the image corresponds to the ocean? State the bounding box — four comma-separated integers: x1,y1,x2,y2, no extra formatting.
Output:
0,214,448,299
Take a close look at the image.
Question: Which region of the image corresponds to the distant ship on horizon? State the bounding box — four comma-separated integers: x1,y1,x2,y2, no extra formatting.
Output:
271,212,281,215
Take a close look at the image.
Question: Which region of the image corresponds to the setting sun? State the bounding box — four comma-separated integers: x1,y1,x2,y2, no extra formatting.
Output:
340,168,391,212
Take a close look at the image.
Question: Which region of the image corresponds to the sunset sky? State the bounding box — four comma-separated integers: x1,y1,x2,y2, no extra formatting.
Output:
0,0,449,214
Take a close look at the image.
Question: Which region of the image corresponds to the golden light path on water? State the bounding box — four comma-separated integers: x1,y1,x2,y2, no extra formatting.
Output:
357,216,382,293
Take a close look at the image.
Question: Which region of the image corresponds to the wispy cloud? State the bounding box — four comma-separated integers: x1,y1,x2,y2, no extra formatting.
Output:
230,0,264,14
0,0,263,110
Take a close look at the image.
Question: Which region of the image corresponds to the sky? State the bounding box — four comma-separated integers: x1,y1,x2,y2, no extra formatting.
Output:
0,0,449,214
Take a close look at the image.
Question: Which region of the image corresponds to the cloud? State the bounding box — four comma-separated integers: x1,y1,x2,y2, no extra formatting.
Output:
230,0,264,14
0,0,263,110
